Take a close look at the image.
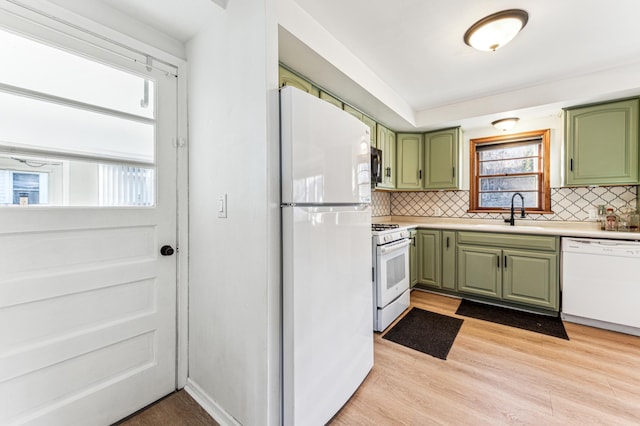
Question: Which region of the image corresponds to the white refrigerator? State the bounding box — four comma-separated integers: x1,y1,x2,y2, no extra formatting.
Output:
280,86,374,426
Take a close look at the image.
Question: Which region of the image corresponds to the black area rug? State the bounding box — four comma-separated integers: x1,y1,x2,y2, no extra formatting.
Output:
455,299,569,340
382,308,463,360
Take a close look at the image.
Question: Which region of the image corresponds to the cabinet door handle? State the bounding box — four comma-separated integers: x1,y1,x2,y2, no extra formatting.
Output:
411,236,416,247
497,255,500,268
446,236,450,248
386,167,391,177
452,167,456,178
419,170,422,180
504,255,507,268
570,158,573,171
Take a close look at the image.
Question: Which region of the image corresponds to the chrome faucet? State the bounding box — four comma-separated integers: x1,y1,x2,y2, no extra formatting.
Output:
505,192,526,226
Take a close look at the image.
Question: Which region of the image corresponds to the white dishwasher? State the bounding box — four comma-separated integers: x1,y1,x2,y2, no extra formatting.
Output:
562,237,640,336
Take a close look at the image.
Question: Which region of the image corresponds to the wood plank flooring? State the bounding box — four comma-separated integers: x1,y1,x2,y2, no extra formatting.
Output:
115,390,218,426
330,290,640,425
120,290,640,425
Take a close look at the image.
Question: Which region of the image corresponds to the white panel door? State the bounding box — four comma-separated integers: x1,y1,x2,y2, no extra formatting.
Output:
0,51,178,426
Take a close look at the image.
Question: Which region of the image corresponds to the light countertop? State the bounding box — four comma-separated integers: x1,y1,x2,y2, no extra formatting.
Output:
373,216,640,241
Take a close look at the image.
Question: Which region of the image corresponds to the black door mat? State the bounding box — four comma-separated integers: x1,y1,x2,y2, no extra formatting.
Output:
455,299,569,340
382,308,463,360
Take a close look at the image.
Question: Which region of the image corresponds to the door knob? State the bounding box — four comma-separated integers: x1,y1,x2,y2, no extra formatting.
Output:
160,245,175,256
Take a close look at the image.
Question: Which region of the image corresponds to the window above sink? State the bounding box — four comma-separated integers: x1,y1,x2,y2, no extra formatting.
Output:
469,129,552,214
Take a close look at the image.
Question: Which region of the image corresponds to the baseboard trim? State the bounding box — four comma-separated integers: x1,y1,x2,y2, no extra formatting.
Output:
185,378,241,426
561,313,640,337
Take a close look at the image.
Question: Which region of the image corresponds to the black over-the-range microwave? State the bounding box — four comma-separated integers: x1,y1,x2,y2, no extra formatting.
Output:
371,147,382,184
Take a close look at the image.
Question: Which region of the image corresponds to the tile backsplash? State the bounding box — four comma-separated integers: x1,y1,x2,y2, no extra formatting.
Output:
372,186,637,221
371,191,391,216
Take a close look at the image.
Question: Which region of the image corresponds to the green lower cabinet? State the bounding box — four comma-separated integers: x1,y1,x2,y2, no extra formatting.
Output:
457,244,559,311
502,249,558,311
415,229,559,312
441,231,456,290
415,229,453,290
409,230,418,287
417,229,441,288
457,245,502,299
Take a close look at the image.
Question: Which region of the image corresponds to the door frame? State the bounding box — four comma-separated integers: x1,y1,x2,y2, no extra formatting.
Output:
175,63,189,389
0,0,191,391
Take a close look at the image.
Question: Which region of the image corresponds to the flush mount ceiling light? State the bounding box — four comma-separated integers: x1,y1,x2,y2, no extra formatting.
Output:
464,9,529,51
492,117,520,131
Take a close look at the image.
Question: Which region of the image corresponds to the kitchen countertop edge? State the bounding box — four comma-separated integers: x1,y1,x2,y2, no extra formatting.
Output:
373,216,640,241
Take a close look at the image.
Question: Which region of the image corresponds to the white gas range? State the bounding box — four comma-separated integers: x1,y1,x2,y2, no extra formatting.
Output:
371,224,411,331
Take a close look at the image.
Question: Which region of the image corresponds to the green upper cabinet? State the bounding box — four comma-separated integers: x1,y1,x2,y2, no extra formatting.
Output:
377,124,396,189
424,127,461,190
319,90,343,109
278,66,319,97
362,115,378,148
564,98,639,186
396,133,424,189
344,104,377,148
343,104,362,121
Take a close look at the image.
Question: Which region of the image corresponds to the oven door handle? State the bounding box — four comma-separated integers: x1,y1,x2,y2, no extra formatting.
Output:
379,239,411,254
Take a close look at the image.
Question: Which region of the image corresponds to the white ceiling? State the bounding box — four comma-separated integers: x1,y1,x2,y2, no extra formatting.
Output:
97,0,214,41
294,0,640,111
50,0,640,131
70,0,218,42
282,0,640,130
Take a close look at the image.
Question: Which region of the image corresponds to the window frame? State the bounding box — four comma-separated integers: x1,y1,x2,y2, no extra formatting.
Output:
468,129,552,214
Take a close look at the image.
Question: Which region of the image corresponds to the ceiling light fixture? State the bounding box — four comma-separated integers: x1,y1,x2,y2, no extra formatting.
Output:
492,117,520,131
464,9,529,52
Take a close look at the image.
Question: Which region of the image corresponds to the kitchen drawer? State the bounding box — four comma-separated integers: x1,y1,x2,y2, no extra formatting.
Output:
457,231,558,252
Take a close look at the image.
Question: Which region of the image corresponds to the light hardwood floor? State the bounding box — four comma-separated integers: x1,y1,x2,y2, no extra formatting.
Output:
330,290,640,425
122,290,639,425
116,390,218,426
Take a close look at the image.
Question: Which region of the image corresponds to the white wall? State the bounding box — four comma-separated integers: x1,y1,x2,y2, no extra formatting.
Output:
186,0,280,424
43,0,185,59
277,0,415,129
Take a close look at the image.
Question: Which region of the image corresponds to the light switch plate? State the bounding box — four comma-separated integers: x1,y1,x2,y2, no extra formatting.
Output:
218,193,227,218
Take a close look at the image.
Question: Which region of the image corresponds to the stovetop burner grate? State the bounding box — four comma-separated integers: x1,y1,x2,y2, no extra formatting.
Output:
372,224,399,232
